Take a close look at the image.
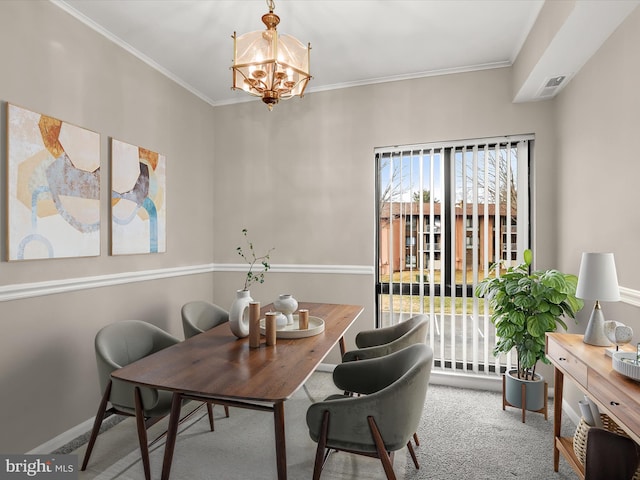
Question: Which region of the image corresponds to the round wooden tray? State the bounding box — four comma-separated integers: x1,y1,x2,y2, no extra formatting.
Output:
259,314,324,338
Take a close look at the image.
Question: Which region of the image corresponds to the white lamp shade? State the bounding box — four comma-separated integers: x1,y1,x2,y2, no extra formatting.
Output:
576,252,621,302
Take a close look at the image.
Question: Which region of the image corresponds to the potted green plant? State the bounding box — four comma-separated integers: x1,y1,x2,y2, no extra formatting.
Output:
229,229,274,338
475,249,584,413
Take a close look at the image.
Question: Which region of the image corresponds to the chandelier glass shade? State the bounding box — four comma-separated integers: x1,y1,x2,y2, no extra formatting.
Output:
232,1,311,110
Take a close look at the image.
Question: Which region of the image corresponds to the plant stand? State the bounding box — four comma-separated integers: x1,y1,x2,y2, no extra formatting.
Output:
502,374,548,423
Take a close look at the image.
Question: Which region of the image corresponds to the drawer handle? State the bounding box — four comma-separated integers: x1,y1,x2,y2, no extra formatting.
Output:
559,357,567,361
610,401,620,406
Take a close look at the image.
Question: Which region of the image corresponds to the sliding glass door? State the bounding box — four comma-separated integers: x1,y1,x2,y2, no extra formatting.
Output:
375,136,532,375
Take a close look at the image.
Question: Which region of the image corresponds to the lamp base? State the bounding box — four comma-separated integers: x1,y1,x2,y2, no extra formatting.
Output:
583,305,612,346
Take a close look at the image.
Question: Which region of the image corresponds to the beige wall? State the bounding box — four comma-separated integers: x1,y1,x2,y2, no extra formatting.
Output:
0,1,216,452
1,0,636,454
211,67,558,372
554,6,640,410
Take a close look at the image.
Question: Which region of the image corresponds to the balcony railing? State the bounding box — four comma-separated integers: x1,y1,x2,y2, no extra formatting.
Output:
377,267,517,376
379,305,509,376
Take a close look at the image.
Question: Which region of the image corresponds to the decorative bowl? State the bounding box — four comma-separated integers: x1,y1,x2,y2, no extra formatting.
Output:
612,351,640,381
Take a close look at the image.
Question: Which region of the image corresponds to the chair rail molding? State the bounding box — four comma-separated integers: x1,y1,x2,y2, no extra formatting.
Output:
6,264,631,303
0,264,216,302
620,286,640,308
0,264,374,302
214,263,374,275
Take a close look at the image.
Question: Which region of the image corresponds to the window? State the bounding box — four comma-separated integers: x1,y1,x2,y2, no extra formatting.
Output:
376,136,532,375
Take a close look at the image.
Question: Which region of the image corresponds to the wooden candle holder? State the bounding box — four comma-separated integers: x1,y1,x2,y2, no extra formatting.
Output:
249,302,261,349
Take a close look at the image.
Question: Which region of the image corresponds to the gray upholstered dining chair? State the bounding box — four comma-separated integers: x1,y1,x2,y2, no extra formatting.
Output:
181,300,229,339
81,320,215,480
341,314,428,446
585,427,640,480
341,314,429,362
181,301,231,419
306,343,433,480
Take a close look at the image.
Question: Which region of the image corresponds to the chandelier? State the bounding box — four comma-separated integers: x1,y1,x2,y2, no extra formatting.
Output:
231,0,311,110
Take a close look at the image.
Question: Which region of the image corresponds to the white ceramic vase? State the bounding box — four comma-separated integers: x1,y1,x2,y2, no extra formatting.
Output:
229,289,253,338
273,294,298,325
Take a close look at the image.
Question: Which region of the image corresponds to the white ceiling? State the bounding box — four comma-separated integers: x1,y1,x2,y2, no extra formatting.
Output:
53,0,638,107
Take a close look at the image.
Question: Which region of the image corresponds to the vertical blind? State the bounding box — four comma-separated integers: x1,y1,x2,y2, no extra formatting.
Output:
376,135,532,375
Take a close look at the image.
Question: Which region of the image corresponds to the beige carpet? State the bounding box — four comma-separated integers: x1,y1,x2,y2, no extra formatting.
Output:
72,371,579,480
405,384,578,480
74,371,406,480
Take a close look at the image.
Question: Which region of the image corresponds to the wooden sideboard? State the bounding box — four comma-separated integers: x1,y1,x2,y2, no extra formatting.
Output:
546,333,640,479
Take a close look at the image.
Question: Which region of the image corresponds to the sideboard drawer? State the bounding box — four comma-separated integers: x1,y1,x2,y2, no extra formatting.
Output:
547,336,588,387
588,368,640,444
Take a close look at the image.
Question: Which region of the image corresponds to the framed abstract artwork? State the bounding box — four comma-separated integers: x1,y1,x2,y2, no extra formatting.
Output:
7,103,101,260
110,138,166,255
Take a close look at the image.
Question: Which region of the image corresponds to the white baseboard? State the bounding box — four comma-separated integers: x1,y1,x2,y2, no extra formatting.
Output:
315,363,336,373
430,370,503,392
28,417,96,454
317,363,504,391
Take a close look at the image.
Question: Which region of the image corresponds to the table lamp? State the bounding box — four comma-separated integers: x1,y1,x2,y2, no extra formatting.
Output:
576,252,620,346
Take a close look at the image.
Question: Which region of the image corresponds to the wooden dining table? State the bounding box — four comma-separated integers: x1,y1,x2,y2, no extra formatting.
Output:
111,302,363,480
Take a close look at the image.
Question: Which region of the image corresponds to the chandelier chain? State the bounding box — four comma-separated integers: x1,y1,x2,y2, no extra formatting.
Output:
266,0,275,13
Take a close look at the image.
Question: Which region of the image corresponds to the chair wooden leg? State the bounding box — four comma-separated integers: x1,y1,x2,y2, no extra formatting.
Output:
81,381,112,471
407,441,419,469
134,387,152,480
313,411,331,480
206,403,215,431
208,403,230,429
368,416,397,480
413,432,420,446
339,337,347,357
